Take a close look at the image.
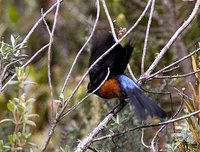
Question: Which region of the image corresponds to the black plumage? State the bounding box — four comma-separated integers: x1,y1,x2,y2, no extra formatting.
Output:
88,30,133,93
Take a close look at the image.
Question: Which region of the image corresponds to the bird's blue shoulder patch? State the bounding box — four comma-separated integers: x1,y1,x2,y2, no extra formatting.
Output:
117,75,140,90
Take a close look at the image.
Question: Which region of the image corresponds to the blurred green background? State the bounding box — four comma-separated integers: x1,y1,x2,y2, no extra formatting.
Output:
0,0,200,151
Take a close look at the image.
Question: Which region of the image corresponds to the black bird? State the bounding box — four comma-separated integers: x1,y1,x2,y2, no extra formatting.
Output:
87,30,167,120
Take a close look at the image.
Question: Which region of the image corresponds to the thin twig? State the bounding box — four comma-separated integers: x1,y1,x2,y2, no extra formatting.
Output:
77,114,115,152
75,102,127,152
41,9,51,35
154,69,200,79
88,146,98,152
144,0,200,76
40,1,100,151
1,59,24,81
162,65,180,73
141,0,155,74
59,68,110,121
145,47,200,80
60,0,100,95
174,87,193,101
150,94,184,151
47,0,61,122
141,128,151,149
151,126,164,152
101,0,118,42
41,2,60,122
169,93,175,132
93,107,199,142
127,64,137,82
19,0,63,49
41,7,55,123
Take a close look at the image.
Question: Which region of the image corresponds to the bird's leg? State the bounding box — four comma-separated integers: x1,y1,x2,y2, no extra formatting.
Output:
104,98,127,117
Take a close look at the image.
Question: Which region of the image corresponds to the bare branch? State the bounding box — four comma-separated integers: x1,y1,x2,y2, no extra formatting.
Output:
1,59,23,82
41,9,54,120
154,70,200,79
75,102,127,152
162,65,180,73
60,0,100,95
141,0,155,74
151,126,164,152
76,114,114,152
150,94,184,151
41,9,51,36
144,0,200,76
59,68,110,121
93,97,185,143
47,0,61,122
141,128,151,149
145,47,200,81
19,0,63,49
127,64,137,82
40,1,100,151
119,0,152,41
101,0,118,41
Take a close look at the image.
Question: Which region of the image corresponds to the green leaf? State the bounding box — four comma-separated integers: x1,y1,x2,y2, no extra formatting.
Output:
191,56,199,80
24,133,32,139
16,147,23,150
8,80,19,85
0,119,13,124
3,145,11,150
0,140,3,146
54,100,62,103
8,135,14,143
13,98,20,103
26,98,35,105
16,132,22,138
11,35,15,48
8,6,20,24
24,81,37,85
17,105,24,114
7,102,15,112
111,115,120,124
26,114,39,118
24,120,36,127
59,93,65,102
27,142,38,148
24,105,32,113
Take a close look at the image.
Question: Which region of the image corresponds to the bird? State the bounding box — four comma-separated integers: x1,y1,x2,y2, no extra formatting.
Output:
87,30,167,120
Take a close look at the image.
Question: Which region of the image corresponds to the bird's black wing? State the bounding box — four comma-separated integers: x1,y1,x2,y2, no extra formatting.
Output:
116,43,133,74
88,30,133,92
89,30,122,87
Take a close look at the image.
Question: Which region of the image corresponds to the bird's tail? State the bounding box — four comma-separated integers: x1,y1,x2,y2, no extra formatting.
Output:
126,89,167,120
118,75,167,120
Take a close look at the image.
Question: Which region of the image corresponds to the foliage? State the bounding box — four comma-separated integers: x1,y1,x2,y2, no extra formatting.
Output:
0,67,38,151
165,54,200,152
0,35,24,68
0,35,26,85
